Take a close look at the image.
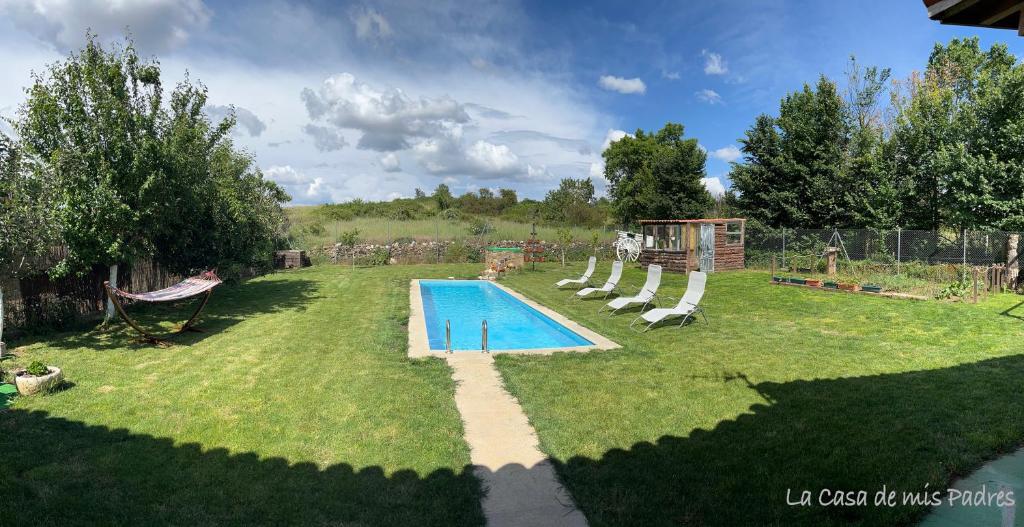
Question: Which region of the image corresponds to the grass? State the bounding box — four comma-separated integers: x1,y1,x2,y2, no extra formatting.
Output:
495,264,1024,526
0,264,485,526
5,262,1024,525
285,207,612,247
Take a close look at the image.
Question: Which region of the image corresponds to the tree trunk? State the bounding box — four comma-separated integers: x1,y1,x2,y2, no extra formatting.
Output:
105,263,119,321
1008,234,1020,288
0,282,5,357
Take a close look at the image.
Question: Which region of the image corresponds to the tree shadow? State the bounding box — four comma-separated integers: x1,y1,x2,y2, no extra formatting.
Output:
12,276,321,351
0,408,486,526
555,355,1024,526
1000,300,1024,321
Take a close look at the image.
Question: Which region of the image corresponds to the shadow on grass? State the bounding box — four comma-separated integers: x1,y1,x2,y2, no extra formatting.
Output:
15,276,320,351
0,408,485,526
1000,300,1024,321
554,355,1024,526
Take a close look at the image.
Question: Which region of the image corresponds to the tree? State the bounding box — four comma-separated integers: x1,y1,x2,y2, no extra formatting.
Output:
603,122,712,226
15,34,163,320
432,184,454,210
414,188,426,199
555,228,574,267
731,76,869,228
543,178,602,226
0,135,58,349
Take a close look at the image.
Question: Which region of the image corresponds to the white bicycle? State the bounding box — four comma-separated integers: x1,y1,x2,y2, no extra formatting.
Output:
614,231,643,262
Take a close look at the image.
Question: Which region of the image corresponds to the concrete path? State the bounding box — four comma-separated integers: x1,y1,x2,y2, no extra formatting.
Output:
447,353,588,527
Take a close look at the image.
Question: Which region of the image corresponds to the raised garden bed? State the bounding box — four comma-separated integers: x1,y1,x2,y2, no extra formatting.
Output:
862,285,883,293
805,279,822,287
788,278,806,285
838,283,861,292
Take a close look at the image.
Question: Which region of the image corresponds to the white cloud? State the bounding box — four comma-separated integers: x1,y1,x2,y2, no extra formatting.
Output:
598,75,646,95
0,0,211,53
265,165,333,203
601,129,630,151
696,89,723,105
589,161,604,179
302,124,348,152
206,104,266,137
710,145,741,163
379,152,401,172
301,72,470,151
702,177,726,197
661,70,681,80
351,7,392,41
702,50,728,75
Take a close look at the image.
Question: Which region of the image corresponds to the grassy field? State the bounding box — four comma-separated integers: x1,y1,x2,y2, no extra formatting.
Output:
0,264,486,526
4,262,1024,525
285,206,612,247
496,264,1024,526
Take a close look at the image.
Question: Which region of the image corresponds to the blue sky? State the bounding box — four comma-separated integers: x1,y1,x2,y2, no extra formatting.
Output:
1,0,1023,205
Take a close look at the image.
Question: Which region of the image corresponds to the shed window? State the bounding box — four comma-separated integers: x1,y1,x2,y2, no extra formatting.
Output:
726,221,742,245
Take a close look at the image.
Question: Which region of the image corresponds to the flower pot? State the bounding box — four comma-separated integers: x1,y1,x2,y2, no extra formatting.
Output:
823,281,838,289
789,278,806,285
805,279,822,287
862,285,882,293
14,367,63,396
838,283,860,292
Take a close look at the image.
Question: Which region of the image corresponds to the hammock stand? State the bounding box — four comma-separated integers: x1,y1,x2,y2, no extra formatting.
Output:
103,271,222,344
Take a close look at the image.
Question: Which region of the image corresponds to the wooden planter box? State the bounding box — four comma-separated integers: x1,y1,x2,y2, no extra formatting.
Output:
862,285,883,293
804,279,822,287
838,283,860,292
788,278,806,285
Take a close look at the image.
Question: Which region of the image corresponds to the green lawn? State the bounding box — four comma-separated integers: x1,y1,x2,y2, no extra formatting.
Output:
0,264,485,526
495,264,1024,526
5,263,1024,526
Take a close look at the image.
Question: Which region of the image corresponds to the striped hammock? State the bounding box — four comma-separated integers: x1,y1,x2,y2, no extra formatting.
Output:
109,272,222,302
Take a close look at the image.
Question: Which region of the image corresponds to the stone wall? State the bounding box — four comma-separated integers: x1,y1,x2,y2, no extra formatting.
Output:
325,240,613,265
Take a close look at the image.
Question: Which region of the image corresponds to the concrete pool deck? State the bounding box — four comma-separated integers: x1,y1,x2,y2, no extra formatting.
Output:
407,279,619,358
408,278,614,526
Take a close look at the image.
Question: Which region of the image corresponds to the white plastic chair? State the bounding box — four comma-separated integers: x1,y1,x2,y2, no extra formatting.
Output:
630,271,707,331
600,264,662,315
555,256,596,288
573,261,623,300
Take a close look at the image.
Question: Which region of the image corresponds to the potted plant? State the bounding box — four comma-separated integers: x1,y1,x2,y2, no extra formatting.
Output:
805,279,822,287
862,284,883,293
14,361,63,396
838,282,861,292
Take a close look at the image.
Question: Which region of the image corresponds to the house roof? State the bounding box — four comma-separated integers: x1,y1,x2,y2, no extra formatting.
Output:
924,0,1024,35
639,218,746,224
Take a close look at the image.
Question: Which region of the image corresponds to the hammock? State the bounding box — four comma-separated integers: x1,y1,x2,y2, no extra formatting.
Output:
103,271,222,343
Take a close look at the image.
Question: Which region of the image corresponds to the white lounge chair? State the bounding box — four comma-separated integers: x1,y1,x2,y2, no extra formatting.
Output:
555,256,596,288
573,260,623,300
630,271,708,331
600,264,662,315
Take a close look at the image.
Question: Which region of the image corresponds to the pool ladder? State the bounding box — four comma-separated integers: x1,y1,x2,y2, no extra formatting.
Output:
444,319,489,353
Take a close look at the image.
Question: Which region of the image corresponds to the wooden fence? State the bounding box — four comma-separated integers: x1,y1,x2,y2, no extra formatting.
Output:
2,259,183,337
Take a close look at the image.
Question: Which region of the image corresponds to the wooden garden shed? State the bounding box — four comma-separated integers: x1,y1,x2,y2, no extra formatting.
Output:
638,218,746,273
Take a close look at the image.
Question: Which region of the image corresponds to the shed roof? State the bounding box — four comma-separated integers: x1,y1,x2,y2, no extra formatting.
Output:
639,218,745,225
923,0,1024,35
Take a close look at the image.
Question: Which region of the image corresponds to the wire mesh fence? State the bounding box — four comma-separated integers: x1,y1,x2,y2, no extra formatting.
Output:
745,225,1022,300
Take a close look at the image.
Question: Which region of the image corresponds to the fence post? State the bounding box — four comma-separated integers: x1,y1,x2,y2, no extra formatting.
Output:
896,227,902,275
962,229,968,269
972,267,979,304
781,227,786,269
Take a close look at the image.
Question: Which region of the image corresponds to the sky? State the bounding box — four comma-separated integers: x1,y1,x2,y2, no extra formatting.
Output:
1,0,1023,206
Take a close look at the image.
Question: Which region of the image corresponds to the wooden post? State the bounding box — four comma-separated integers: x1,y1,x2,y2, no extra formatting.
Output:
972,267,979,304
826,247,838,276
771,255,776,282
1007,234,1019,289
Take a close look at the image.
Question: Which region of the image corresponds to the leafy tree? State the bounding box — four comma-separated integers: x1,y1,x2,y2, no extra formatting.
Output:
15,34,163,318
555,227,574,267
603,122,712,226
414,188,426,199
0,135,58,347
543,178,603,227
432,183,454,210
498,188,518,210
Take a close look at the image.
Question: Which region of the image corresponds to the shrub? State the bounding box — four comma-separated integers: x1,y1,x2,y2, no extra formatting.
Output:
25,361,49,377
445,240,481,263
468,218,493,236
357,247,390,266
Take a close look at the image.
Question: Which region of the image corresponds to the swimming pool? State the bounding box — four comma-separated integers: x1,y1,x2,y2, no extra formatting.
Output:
418,280,593,351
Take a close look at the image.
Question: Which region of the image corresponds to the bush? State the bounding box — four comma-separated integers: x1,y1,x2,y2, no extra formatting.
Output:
357,247,390,266
445,241,482,263
25,361,49,377
468,218,493,237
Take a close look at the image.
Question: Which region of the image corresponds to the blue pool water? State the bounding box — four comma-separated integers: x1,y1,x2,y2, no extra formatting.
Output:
419,280,593,351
